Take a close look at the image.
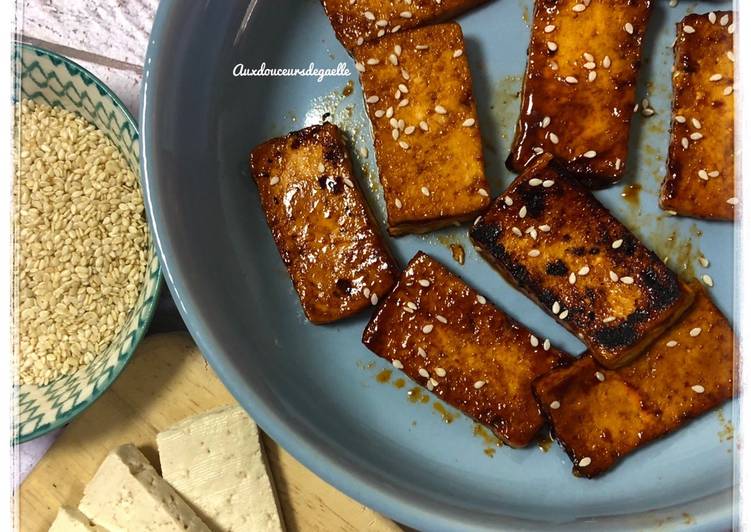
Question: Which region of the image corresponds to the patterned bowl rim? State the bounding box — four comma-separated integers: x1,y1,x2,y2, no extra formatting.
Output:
14,42,163,443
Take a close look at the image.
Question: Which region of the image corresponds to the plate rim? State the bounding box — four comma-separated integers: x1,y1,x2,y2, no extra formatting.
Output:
140,1,735,529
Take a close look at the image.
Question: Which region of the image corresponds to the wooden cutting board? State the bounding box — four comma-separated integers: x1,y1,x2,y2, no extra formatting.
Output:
19,332,402,532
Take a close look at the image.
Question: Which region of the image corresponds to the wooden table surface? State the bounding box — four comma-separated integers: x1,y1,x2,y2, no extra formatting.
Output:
16,2,403,530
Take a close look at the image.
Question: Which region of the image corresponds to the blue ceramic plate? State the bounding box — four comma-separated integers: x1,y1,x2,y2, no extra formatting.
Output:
141,1,737,529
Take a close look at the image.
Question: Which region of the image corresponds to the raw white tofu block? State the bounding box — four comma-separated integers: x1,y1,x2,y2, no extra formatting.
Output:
78,444,210,532
157,405,284,532
48,507,106,532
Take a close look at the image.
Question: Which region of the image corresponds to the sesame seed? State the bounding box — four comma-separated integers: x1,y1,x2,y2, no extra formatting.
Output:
417,347,427,358
721,14,730,25
681,137,689,149
366,95,380,104
728,23,735,34
355,62,366,72
543,339,551,351
476,295,487,304
400,11,412,18
529,178,543,186
578,266,590,276
394,45,402,56
371,293,379,305
675,115,686,123
415,44,429,50
419,120,429,131
702,274,714,287
620,276,634,285
583,62,596,70
727,197,739,206
603,316,616,323
392,359,403,369
609,271,619,282
435,105,447,115
569,272,576,284
624,22,634,34
559,309,569,319
691,118,702,129
602,56,611,68
473,380,486,389
547,41,558,52
615,158,622,170
504,196,514,206
544,25,556,33
343,178,355,188
692,384,705,394
583,150,597,158
549,133,559,144
724,86,734,96
436,315,448,324
363,11,375,20
583,52,594,62
698,170,709,181
478,188,489,197
550,400,560,409
519,206,528,218
539,224,551,232
565,76,578,84
269,176,280,186
595,371,605,382
420,186,430,197
512,226,523,237
366,58,380,65
398,98,409,108
407,302,418,310
698,256,710,268
709,12,717,23
435,367,446,377
530,335,539,347
542,180,555,188
689,327,702,337
386,107,394,118
612,239,623,249
552,301,561,314
462,118,476,127
709,74,722,82
453,49,463,58
541,116,551,128
578,457,592,467
426,380,434,391
422,324,434,334
389,54,398,65
728,51,735,62
418,367,430,378
527,227,538,240
666,340,678,347
588,71,597,82
528,249,541,257
401,68,410,80
404,125,415,135
573,3,586,12
683,25,695,33
398,140,410,150
392,129,400,140
690,132,703,140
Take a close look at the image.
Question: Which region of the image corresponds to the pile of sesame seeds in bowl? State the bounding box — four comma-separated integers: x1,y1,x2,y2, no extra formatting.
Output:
14,99,149,386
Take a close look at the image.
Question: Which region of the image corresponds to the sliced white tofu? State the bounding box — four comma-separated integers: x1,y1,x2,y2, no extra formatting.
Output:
157,405,284,532
48,507,105,532
78,444,210,532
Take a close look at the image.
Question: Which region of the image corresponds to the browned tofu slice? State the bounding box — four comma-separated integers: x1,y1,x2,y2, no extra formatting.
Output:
250,123,399,324
660,12,736,220
507,0,653,187
469,154,695,368
321,0,489,52
362,252,573,447
353,23,490,236
533,288,736,478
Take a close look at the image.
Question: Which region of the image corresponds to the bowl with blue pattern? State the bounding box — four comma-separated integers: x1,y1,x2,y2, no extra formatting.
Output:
14,43,162,442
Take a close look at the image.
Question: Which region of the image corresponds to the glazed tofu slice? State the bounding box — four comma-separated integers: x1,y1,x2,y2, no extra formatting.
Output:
353,23,490,236
362,252,573,447
534,288,736,478
250,123,399,324
469,154,694,369
660,12,736,220
507,0,653,187
321,0,489,52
